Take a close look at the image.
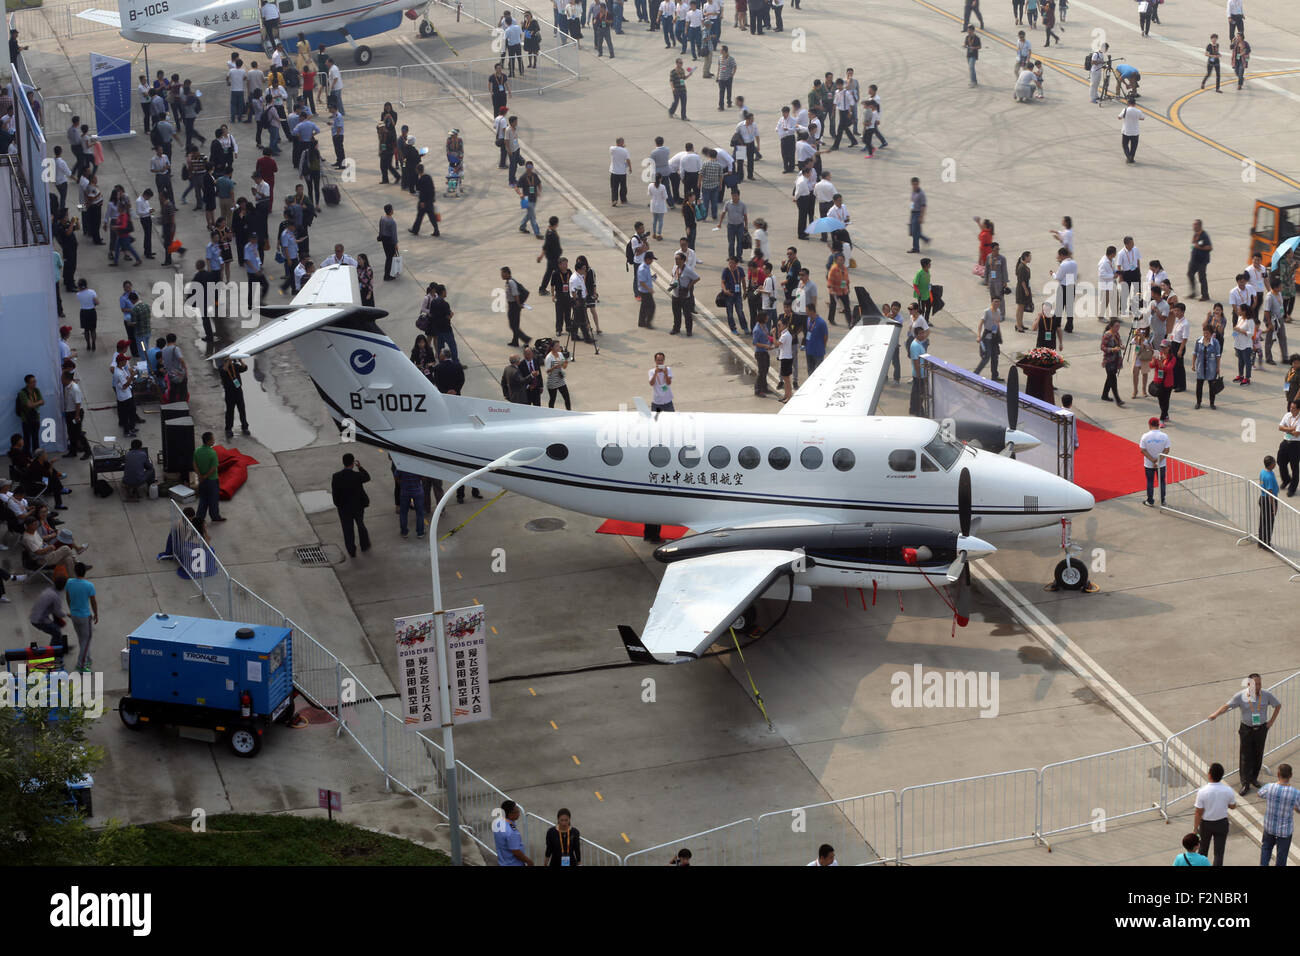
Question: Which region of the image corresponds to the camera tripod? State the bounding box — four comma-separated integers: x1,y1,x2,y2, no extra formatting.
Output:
1096,56,1141,105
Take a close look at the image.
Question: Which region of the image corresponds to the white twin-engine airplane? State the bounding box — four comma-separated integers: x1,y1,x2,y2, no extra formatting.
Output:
79,0,440,64
214,266,1095,664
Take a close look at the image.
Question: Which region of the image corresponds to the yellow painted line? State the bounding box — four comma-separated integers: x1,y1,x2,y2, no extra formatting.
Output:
529,687,536,696
621,832,630,844
911,0,1300,191
595,791,604,801
571,754,581,766
549,719,558,730
490,625,498,635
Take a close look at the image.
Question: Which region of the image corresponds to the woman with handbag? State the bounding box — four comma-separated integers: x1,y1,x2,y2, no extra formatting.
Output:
1100,318,1126,407
1193,324,1222,410
410,335,436,378
1150,340,1177,422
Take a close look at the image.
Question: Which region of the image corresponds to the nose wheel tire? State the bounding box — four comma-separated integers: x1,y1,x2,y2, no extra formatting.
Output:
419,20,436,37
226,726,263,758
729,602,759,633
354,45,373,65
1053,558,1089,591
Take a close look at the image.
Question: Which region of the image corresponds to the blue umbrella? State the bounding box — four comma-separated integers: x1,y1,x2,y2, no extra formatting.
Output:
1270,236,1299,269
805,216,848,236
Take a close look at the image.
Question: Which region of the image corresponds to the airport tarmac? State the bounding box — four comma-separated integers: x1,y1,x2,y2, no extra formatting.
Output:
10,0,1300,864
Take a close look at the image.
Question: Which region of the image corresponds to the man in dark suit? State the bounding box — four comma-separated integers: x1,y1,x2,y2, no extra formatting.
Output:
410,163,439,236
519,346,543,406
330,452,371,558
432,348,465,395
501,355,528,403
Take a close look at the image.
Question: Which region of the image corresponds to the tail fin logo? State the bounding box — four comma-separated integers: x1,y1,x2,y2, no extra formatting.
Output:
349,349,377,375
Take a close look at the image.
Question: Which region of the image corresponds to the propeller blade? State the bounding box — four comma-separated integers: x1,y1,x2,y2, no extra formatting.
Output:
955,564,972,626
946,551,967,583
1005,366,1020,432
958,467,972,538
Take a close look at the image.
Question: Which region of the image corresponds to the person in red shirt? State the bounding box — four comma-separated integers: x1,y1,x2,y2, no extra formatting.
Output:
827,252,851,326
973,217,994,280
745,251,767,330
255,148,278,199
1150,339,1178,423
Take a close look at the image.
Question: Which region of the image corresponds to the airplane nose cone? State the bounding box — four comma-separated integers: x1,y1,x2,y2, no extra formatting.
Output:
1068,481,1096,514
956,534,997,560
1005,428,1042,452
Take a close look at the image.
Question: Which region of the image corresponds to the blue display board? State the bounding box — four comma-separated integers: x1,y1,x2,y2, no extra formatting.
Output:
89,52,133,140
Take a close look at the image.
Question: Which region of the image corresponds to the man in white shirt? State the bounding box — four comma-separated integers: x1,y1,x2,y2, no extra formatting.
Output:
793,135,816,177
1088,44,1105,102
675,236,697,272
807,844,838,866
51,145,72,213
1246,251,1267,303
1097,245,1117,321
228,60,247,123
260,0,281,51
609,137,631,206
1051,246,1078,334
793,168,815,240
320,243,358,268
62,369,90,460
775,106,798,173
149,145,173,202
734,112,759,181
829,80,858,151
1230,272,1257,384
1140,416,1170,506
676,143,702,199
648,352,674,412
1193,762,1236,866
812,174,837,242
1117,235,1142,314
135,190,156,258
112,353,139,439
326,58,344,114
1118,96,1144,163
1227,0,1244,42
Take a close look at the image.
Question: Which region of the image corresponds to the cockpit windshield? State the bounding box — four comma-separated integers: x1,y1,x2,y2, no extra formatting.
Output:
924,430,963,471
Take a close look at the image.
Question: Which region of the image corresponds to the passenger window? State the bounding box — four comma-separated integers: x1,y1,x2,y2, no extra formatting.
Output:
708,445,730,468
888,449,916,472
601,445,623,466
297,0,310,8
546,443,568,461
921,453,939,473
737,446,760,469
832,448,855,472
800,447,823,470
649,446,670,467
768,447,791,470
679,446,701,468
279,0,293,12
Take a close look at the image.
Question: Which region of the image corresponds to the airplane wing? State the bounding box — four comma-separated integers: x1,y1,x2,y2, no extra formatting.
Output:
619,550,804,664
81,7,216,41
778,322,900,418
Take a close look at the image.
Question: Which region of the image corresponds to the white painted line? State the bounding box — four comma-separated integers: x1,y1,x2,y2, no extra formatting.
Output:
975,563,1289,856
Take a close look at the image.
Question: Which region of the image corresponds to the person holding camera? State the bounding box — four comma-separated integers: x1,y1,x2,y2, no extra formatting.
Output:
649,353,675,412
330,453,371,559
545,339,571,410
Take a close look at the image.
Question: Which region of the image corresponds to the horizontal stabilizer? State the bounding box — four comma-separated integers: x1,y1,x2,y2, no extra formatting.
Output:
212,265,361,360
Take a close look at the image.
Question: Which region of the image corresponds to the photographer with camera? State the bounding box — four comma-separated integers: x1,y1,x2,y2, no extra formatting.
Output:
649,352,675,412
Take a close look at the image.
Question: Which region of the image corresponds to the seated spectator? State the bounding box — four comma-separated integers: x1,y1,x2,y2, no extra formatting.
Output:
0,478,35,528
123,438,156,497
25,448,70,509
32,504,66,542
21,516,85,576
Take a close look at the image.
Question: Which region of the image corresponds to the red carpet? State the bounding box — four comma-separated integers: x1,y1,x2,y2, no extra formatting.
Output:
1074,420,1203,503
596,519,690,540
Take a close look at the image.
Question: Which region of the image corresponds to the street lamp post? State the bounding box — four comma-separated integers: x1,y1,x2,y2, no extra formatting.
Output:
428,446,544,865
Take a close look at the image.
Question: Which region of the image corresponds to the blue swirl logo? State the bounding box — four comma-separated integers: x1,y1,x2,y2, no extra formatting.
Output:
350,349,376,375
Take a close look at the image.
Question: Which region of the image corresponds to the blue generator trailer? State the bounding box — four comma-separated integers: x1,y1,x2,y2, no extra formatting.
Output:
119,614,296,757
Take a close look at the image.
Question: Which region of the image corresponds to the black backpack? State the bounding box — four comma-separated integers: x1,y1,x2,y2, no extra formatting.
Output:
1083,54,1092,71
284,65,300,88
625,239,635,268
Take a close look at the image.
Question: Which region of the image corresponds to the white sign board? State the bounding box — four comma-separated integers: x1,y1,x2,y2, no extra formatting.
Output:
394,613,440,733
446,605,490,724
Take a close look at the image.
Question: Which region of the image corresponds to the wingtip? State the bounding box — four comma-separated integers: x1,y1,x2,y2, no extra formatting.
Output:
617,625,657,664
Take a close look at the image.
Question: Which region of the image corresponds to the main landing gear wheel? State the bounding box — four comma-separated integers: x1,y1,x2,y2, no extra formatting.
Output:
1053,558,1089,591
227,726,263,758
419,20,436,37
354,45,373,66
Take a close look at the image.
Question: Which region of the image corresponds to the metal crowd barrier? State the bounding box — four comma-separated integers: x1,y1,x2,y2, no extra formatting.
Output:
898,768,1039,860
9,1,115,42
622,818,755,866
755,791,897,866
1037,741,1166,845
1161,455,1255,540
